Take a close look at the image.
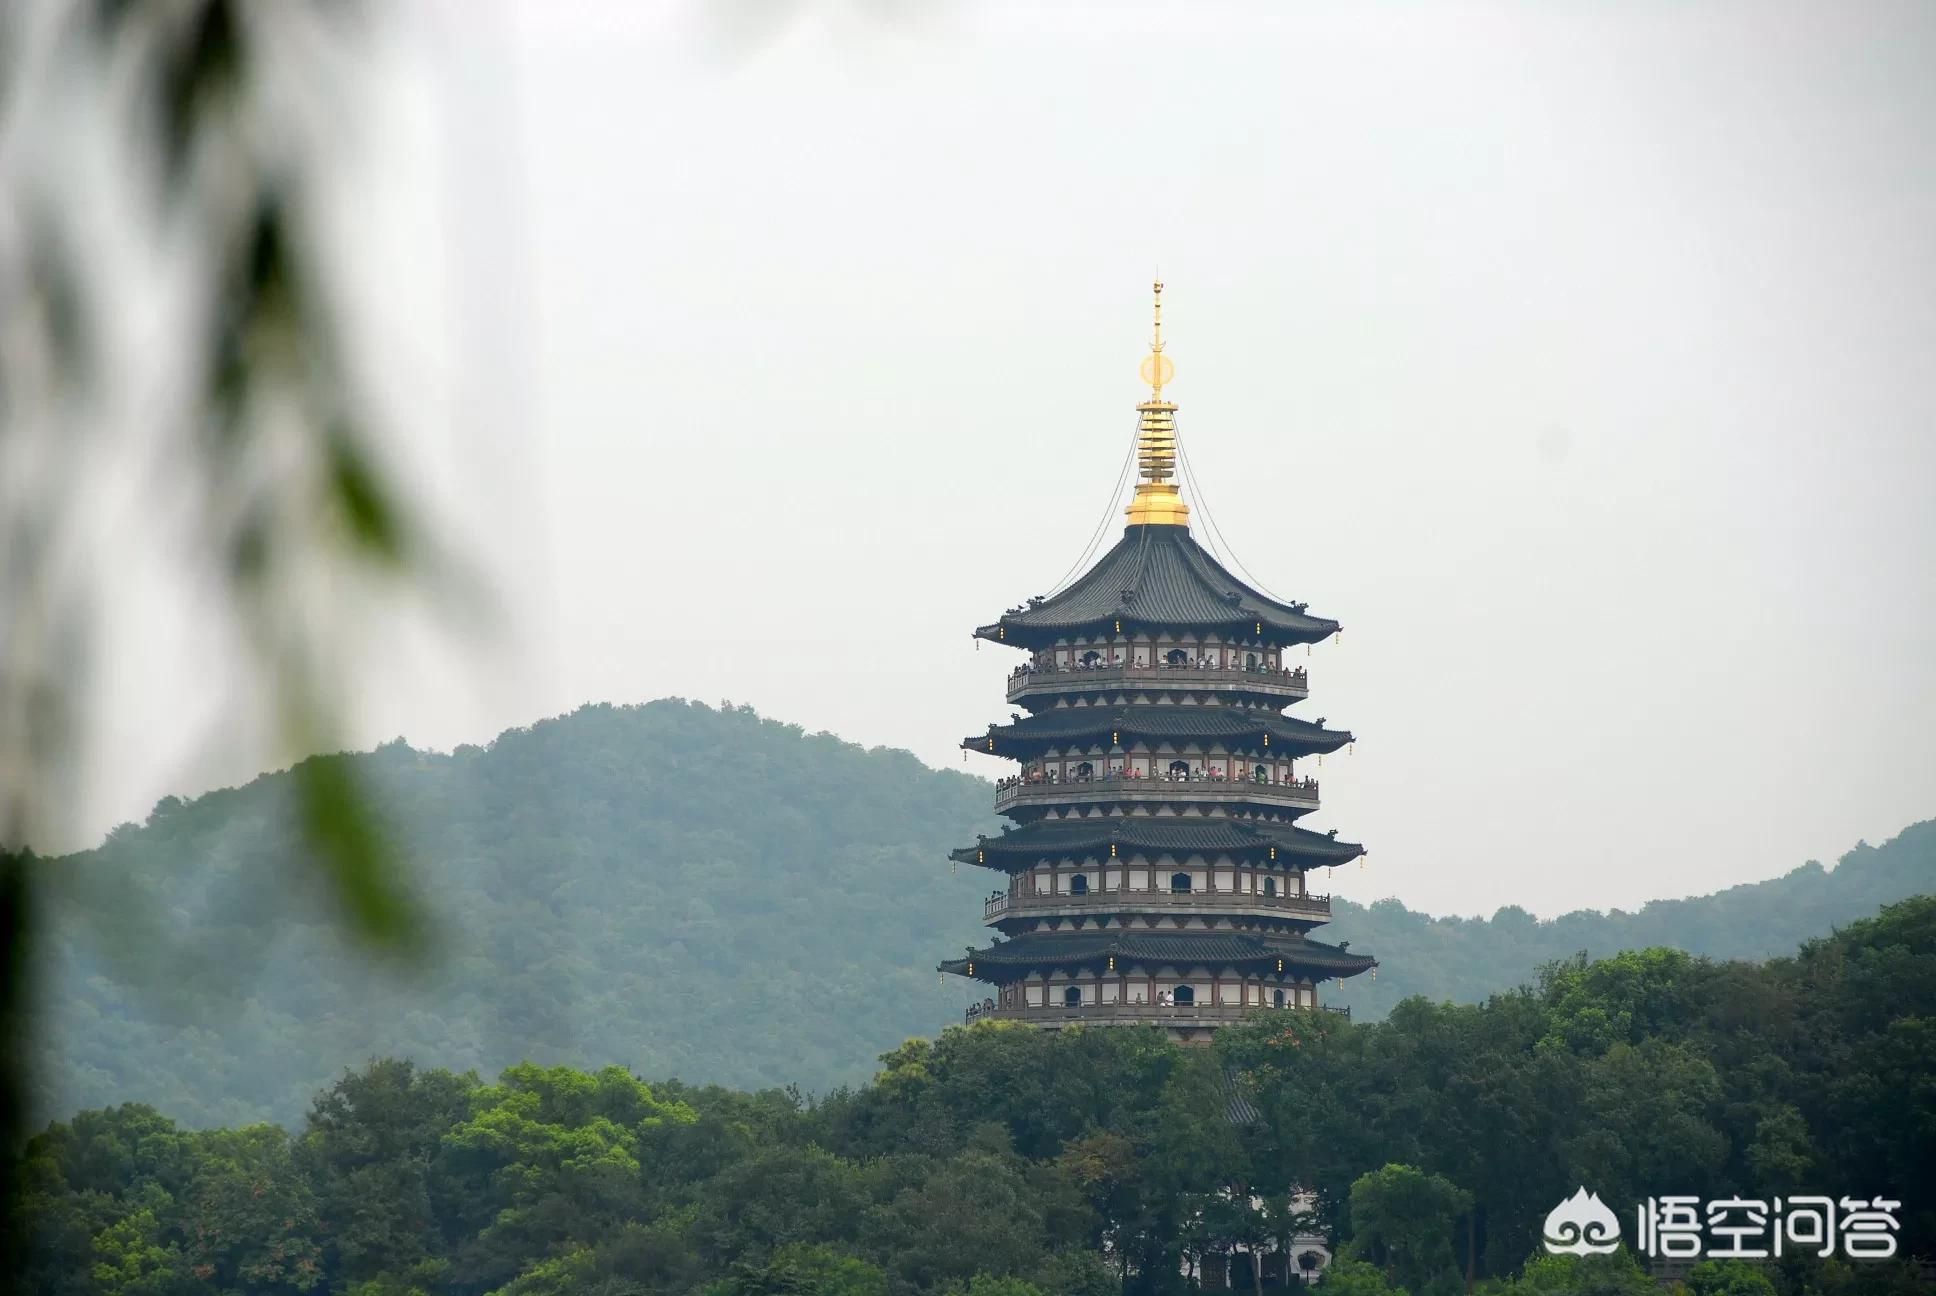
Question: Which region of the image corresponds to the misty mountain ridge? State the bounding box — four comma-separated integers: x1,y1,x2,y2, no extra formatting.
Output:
31,697,1936,1127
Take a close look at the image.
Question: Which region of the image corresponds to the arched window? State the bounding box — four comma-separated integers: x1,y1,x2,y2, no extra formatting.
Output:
1070,873,1089,896
1272,988,1286,1009
1168,759,1190,779
1080,649,1101,667
1169,872,1192,894
1262,876,1278,898
1063,985,1082,1007
1165,648,1188,666
1173,985,1195,1005
1074,761,1094,780
1245,651,1260,669
1255,763,1269,782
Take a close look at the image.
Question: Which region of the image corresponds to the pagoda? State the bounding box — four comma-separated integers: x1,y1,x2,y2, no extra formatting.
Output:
939,283,1375,1042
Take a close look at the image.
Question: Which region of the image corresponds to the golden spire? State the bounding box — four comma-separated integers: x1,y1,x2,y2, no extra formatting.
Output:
1126,279,1190,527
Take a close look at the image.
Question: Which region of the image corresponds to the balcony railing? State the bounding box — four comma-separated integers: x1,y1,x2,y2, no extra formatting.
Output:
962,1000,1351,1026
1007,661,1309,701
993,771,1320,812
983,888,1332,922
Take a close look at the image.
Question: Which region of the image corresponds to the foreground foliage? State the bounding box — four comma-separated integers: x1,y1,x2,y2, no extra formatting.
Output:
13,898,1934,1295
29,701,1936,1127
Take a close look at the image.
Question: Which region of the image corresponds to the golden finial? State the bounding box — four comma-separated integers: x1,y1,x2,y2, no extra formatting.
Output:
1139,279,1175,399
1126,279,1189,527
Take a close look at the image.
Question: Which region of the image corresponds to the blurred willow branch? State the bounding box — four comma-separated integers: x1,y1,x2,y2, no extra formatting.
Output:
1,0,435,1254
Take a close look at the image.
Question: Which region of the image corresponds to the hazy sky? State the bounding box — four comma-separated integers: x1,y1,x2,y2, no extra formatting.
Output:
75,0,1936,919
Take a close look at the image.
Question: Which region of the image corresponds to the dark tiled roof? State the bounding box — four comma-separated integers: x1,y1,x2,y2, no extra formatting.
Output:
976,525,1339,646
953,817,1365,866
1222,1070,1262,1126
938,930,1376,977
964,704,1351,755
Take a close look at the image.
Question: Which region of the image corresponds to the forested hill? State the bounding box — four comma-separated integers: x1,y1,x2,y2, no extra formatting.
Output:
31,698,1936,1127
1320,819,1936,1019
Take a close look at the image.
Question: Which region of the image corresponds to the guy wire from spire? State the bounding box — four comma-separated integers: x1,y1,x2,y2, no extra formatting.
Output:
1174,419,1300,607
1043,412,1144,599
1174,426,1263,597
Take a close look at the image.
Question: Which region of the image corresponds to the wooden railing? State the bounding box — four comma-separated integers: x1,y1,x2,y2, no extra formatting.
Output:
963,1000,1350,1026
994,773,1319,812
983,888,1331,922
1007,662,1309,700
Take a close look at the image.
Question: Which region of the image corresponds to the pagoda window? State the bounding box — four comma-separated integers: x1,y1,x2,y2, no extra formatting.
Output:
1074,761,1094,780
1063,985,1082,1008
1080,649,1102,667
1070,873,1090,896
1166,759,1190,779
1164,648,1188,667
1169,872,1192,894
1246,651,1260,669
1173,985,1196,1005
1262,876,1278,898
1273,988,1286,1009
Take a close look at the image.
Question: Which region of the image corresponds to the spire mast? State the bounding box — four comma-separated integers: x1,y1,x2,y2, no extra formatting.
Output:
1126,279,1190,527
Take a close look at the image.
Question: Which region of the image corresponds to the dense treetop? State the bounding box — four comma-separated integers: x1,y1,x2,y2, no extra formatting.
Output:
28,699,1936,1127
16,900,1935,1295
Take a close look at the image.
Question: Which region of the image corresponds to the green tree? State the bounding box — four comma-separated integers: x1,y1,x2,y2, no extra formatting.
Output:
718,1242,892,1296
935,1278,1048,1296
178,1125,325,1293
440,1063,693,1289
1684,1259,1777,1296
299,1059,475,1287
1345,1164,1471,1296
1502,1250,1657,1296
1316,1256,1401,1295
864,1144,1075,1295
90,1207,189,1296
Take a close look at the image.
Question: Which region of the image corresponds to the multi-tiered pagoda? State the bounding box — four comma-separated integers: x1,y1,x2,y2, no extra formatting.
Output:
940,284,1375,1042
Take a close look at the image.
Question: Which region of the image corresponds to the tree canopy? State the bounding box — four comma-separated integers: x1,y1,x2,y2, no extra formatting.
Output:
14,898,1936,1295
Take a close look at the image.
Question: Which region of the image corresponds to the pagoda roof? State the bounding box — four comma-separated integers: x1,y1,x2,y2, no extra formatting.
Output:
953,817,1365,867
938,930,1375,978
963,704,1352,757
976,525,1339,647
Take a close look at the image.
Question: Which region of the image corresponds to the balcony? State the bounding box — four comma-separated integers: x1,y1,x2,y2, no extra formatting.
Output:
983,887,1332,924
962,1000,1351,1027
1007,661,1309,703
993,771,1320,814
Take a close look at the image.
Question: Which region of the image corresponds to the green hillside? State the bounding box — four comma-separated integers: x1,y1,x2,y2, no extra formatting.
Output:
29,699,1936,1127
1319,820,1936,1020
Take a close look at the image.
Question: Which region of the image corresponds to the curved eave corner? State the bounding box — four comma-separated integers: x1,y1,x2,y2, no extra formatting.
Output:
1296,835,1368,864
1313,727,1355,755
949,841,987,866
973,621,1007,645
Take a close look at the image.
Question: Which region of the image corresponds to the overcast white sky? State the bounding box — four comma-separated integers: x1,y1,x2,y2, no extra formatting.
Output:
73,0,1936,919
